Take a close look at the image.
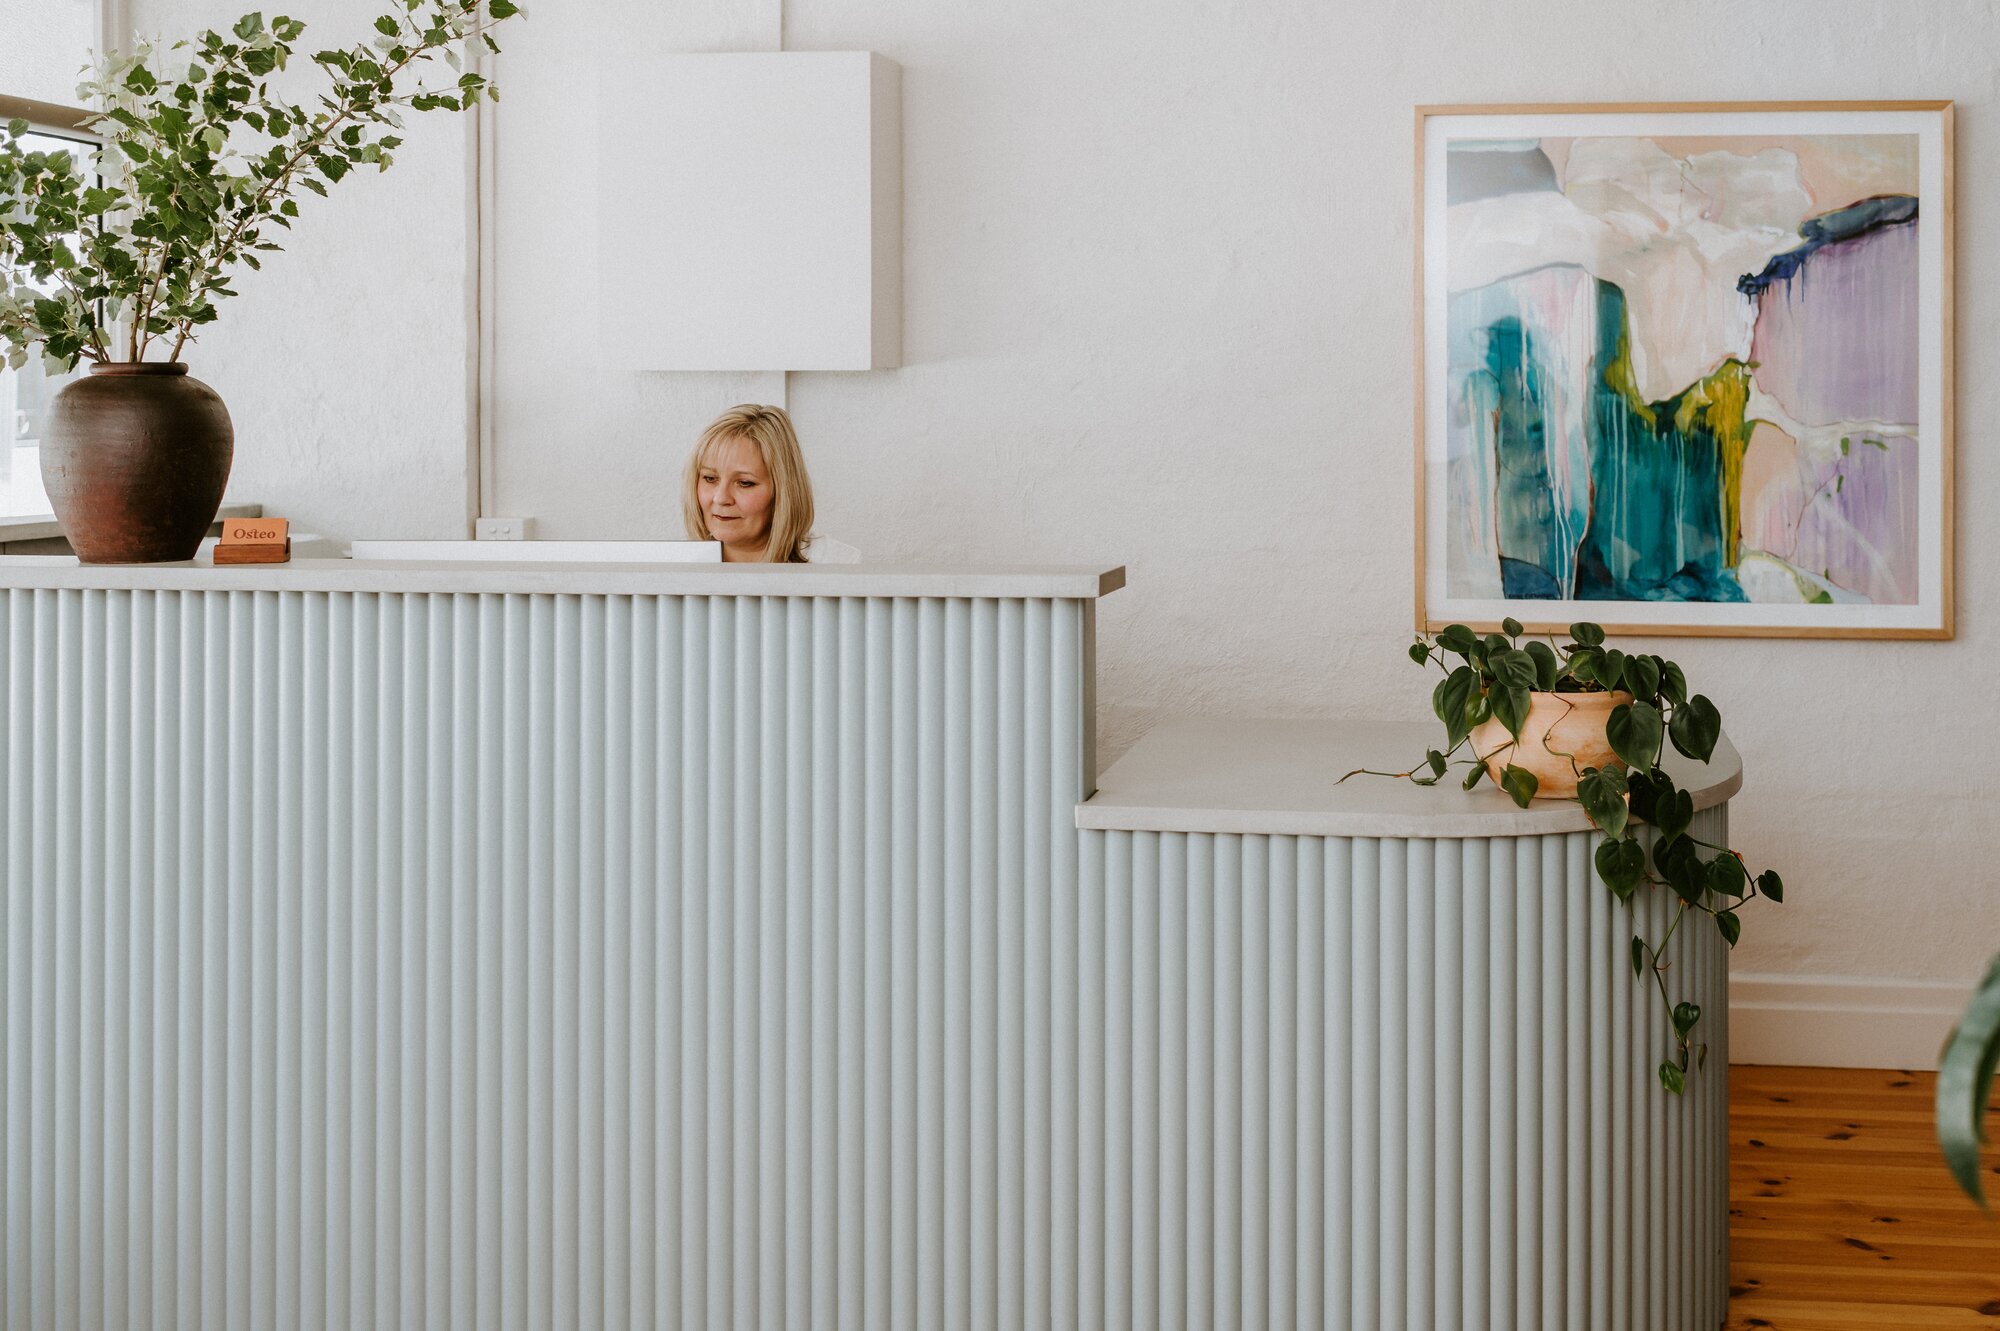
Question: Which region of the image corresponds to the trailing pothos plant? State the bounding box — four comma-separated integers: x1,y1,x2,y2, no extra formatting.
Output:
0,0,524,373
1358,619,1785,1095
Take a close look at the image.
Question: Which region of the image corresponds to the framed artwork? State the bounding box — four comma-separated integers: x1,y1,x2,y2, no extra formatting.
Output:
1416,102,1953,638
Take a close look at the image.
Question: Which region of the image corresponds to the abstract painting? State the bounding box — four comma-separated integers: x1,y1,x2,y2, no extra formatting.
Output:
1418,103,1953,637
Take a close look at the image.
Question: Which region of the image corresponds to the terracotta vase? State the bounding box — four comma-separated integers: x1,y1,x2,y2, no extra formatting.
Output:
41,362,234,564
1471,688,1634,799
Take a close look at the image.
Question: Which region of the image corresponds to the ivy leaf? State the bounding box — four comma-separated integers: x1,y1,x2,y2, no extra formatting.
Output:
1595,837,1645,900
1706,853,1746,899
1426,749,1447,779
1756,869,1784,904
1715,910,1742,947
1623,653,1660,701
1570,622,1605,647
1461,763,1487,792
1500,763,1538,807
1656,658,1687,707
1491,648,1538,691
1631,936,1648,979
1668,694,1722,763
1606,701,1664,771
1672,1001,1702,1037
1601,647,1628,693
1435,665,1477,747
1490,682,1532,742
1625,769,1658,824
1659,1061,1686,1095
1576,768,1629,839
1524,639,1560,690
1408,640,1430,666
1437,624,1478,657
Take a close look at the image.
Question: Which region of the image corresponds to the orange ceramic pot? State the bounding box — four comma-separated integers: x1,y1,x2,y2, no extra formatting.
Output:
1471,689,1634,799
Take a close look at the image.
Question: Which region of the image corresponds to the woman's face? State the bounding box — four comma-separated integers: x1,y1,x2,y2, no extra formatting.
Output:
698,434,774,560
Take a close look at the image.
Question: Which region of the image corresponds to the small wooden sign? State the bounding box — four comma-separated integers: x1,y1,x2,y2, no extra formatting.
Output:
214,516,291,565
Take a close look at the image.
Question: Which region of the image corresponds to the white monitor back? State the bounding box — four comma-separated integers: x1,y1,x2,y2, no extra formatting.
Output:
349,540,723,564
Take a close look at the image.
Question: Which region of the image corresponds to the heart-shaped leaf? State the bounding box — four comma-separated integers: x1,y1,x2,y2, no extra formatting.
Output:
1426,749,1447,778
1714,910,1742,947
1706,853,1746,899
1672,1001,1701,1036
1492,648,1538,691
1436,665,1476,747
1437,624,1477,657
1408,640,1430,666
1524,639,1560,690
1602,648,1628,693
1669,693,1722,763
1756,869,1784,904
1659,1060,1686,1095
1624,654,1661,701
1657,658,1688,707
1595,837,1645,900
1461,763,1487,791
1631,936,1648,979
1490,683,1532,741
1571,622,1605,647
1500,763,1539,807
1625,769,1658,823
1502,615,1524,638
1577,768,1629,839
1606,701,1664,771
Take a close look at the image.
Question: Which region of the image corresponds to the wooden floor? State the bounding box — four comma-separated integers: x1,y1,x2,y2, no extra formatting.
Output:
1728,1064,2000,1330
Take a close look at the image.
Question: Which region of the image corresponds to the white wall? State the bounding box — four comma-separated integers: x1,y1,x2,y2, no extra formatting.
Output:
122,0,476,541
0,0,96,105
121,0,2000,1038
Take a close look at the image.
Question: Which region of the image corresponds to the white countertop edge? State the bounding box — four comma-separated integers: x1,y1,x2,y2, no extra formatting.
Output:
1075,768,1743,838
0,556,1127,599
1076,717,1743,839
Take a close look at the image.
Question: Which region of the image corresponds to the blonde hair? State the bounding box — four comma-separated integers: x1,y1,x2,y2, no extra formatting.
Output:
682,404,815,563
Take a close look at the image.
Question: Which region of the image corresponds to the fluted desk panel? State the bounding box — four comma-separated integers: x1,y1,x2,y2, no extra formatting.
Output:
0,557,1120,1331
1074,717,1742,1331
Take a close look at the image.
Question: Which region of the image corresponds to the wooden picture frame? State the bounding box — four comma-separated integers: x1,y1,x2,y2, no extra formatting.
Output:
1415,101,1954,639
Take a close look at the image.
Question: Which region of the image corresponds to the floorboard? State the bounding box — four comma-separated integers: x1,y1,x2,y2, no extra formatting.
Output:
1728,1064,2000,1331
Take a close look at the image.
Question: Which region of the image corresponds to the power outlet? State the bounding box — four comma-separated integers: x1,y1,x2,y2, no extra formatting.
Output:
476,516,532,541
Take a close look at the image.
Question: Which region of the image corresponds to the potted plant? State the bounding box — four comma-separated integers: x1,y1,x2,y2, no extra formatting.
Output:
1351,619,1785,1093
0,0,522,563
1938,956,2000,1208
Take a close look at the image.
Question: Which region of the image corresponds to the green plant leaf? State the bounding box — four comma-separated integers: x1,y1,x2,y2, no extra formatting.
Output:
1936,954,2000,1208
1577,769,1629,840
1501,615,1523,639
1437,624,1478,657
1606,701,1664,771
1434,663,1474,724
1659,1060,1686,1095
1624,770,1658,824
1426,749,1447,779
1409,640,1430,666
1672,1001,1701,1036
1595,837,1645,900
1623,654,1660,701
1706,853,1746,899
1524,639,1560,690
1657,658,1688,707
1714,910,1742,946
1462,763,1487,791
1491,648,1538,691
1651,788,1693,844
1571,622,1605,647
1668,693,1722,763
1631,936,1648,979
1490,683,1532,741
1500,764,1538,807
1602,647,1628,693
1756,869,1784,904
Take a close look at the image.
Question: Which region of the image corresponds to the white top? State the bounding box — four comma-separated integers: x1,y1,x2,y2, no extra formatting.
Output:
1077,717,1742,839
0,555,1125,600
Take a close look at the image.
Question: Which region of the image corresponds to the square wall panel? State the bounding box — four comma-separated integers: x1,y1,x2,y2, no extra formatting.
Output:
599,52,902,371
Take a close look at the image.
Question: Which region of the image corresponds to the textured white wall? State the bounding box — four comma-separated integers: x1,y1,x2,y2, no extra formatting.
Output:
0,0,95,104
120,0,476,540
104,0,2000,993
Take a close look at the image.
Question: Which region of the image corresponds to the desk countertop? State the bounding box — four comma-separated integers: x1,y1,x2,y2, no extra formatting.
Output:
0,555,1126,600
1077,716,1742,838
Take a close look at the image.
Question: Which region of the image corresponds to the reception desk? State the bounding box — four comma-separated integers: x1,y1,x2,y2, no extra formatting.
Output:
0,558,1738,1330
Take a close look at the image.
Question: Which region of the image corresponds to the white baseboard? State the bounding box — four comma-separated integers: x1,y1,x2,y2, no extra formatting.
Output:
1730,973,1975,1071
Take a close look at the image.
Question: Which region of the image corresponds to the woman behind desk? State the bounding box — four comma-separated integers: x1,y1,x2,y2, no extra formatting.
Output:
683,404,855,563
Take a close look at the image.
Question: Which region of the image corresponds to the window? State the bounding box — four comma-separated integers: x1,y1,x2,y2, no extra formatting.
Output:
0,115,94,520
1,0,98,520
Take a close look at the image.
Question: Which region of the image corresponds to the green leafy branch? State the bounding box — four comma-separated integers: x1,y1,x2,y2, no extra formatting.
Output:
0,0,524,372
1355,619,1786,1095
